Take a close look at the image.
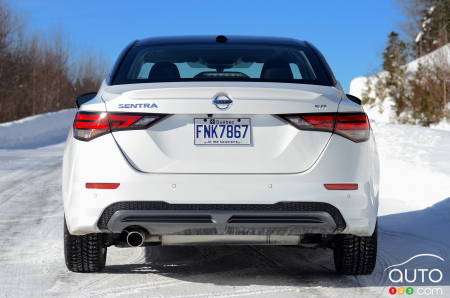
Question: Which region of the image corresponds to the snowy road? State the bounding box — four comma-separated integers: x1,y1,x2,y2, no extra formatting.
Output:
1,111,450,297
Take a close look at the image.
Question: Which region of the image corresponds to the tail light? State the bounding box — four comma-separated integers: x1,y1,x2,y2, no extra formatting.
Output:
279,112,370,142
86,183,120,189
73,112,166,141
324,183,358,190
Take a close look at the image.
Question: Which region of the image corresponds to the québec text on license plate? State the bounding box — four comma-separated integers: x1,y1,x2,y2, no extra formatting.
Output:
194,118,252,145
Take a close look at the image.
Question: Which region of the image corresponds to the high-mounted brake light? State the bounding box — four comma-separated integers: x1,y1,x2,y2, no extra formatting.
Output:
73,112,166,141
279,113,370,142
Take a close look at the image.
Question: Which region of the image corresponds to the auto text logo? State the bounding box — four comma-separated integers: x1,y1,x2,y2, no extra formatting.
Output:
385,254,445,296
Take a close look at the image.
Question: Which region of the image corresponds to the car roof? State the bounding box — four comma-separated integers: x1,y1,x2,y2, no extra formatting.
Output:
135,35,308,47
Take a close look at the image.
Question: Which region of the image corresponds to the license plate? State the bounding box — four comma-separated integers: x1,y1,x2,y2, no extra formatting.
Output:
194,118,252,145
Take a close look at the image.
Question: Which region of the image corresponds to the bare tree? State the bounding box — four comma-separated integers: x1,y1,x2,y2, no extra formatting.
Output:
0,0,107,123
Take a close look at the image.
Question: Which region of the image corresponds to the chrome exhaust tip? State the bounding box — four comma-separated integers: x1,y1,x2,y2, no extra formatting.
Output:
125,229,146,247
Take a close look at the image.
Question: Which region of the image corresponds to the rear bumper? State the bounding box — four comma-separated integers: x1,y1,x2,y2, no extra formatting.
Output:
100,201,345,235
63,132,379,237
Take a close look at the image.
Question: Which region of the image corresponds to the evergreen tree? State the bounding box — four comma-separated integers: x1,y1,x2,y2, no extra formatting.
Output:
413,0,449,56
364,0,449,126
382,32,409,118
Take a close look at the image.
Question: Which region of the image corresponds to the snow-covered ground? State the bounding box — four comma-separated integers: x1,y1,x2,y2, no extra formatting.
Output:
0,109,77,150
0,110,449,297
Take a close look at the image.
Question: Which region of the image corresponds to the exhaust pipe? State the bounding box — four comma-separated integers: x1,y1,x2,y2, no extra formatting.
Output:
161,235,302,245
124,228,147,247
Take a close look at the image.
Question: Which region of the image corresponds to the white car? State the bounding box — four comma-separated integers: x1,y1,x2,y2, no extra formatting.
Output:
63,35,379,274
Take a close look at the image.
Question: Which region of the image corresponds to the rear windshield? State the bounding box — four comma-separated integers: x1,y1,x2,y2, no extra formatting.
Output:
111,44,333,86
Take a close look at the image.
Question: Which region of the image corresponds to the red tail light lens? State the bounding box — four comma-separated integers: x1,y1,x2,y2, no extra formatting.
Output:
324,183,358,190
279,113,370,142
283,114,335,131
334,113,370,142
74,112,166,141
86,183,120,189
74,112,109,140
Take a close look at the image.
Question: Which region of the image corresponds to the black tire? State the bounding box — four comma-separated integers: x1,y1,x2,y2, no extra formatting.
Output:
64,218,107,272
333,225,377,275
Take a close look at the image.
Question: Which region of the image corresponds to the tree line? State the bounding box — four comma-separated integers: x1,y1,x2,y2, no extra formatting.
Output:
362,0,449,126
0,0,106,123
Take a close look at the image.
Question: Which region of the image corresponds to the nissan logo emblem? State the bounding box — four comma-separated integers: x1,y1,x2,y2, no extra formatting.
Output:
212,94,233,110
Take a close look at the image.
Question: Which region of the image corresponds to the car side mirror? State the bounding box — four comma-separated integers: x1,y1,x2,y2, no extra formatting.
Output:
345,94,362,105
76,92,97,108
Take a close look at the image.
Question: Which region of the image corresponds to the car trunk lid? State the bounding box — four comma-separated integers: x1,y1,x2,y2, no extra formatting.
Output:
102,82,342,174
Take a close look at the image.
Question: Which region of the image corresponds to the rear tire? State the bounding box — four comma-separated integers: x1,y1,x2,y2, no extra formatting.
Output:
64,218,107,272
333,225,377,275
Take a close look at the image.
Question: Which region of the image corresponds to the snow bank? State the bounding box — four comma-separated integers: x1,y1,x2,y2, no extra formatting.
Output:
349,44,450,126
350,44,450,98
0,109,76,149
373,122,450,215
406,43,450,73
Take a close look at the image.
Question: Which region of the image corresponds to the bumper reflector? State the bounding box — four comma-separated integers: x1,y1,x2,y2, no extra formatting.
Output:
324,183,358,190
86,183,120,189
